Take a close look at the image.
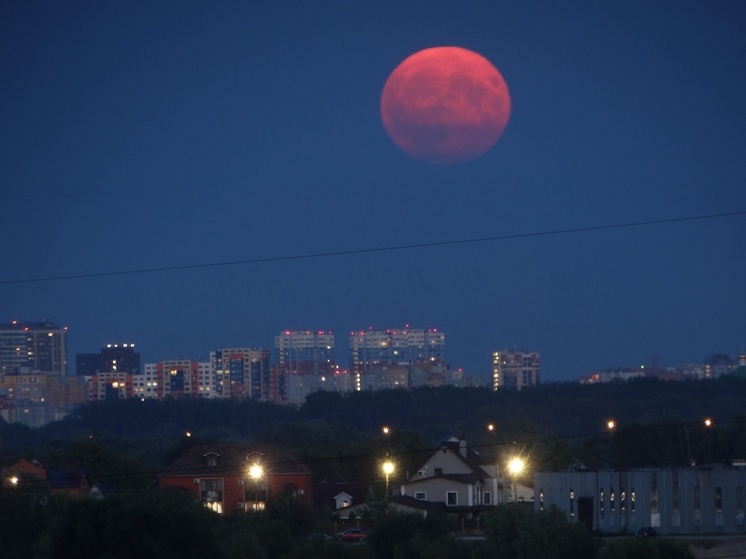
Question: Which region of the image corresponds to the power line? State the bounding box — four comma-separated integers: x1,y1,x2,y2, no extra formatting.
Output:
1,210,744,286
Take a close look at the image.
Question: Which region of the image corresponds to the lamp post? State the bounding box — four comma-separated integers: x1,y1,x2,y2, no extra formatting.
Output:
248,461,265,511
382,460,395,500
507,457,525,503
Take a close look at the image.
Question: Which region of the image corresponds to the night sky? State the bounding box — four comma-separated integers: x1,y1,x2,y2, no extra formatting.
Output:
2,2,745,381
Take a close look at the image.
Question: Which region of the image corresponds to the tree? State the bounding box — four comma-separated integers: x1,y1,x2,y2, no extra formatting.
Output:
44,488,221,559
475,504,598,559
366,512,464,559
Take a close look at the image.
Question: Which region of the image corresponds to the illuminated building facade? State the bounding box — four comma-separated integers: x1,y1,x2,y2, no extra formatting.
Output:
274,331,335,376
144,360,211,399
492,350,540,391
210,348,271,400
89,372,134,400
0,321,68,376
349,327,445,390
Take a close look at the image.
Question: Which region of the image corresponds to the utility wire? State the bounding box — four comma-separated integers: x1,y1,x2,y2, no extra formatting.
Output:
1,210,744,285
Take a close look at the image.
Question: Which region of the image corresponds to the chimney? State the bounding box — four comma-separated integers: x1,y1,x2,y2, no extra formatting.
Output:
460,438,467,459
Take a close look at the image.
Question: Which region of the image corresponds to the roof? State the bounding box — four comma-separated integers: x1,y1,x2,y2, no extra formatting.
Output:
160,444,313,477
439,437,488,475
390,494,448,513
406,472,483,486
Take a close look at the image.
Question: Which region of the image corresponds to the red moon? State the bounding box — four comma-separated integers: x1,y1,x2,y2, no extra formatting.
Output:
381,46,511,165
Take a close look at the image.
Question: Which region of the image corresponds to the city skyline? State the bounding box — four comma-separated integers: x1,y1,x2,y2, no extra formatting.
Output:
3,319,739,381
2,2,745,382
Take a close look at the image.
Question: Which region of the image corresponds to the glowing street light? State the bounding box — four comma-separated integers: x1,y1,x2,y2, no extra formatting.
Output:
507,457,524,477
507,457,525,502
382,460,395,499
382,426,391,436
704,418,713,427
247,458,266,511
607,419,616,431
249,463,263,481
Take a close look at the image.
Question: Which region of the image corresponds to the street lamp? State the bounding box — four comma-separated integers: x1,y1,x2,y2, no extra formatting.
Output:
248,461,266,511
382,460,395,500
507,457,525,502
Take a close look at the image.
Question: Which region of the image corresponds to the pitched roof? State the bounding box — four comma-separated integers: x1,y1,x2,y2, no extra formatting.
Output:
390,494,448,513
406,472,483,486
439,437,488,474
160,444,313,477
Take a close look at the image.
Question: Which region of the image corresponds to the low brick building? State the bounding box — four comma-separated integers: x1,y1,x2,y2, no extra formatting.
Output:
159,444,313,515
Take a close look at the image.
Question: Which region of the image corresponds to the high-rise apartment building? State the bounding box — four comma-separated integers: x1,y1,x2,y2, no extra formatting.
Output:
0,321,68,376
76,343,141,376
210,348,271,400
491,350,540,391
349,327,445,389
274,330,335,375
144,360,213,399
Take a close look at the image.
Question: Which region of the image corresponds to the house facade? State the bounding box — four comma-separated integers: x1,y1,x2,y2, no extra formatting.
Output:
398,437,500,514
159,444,313,516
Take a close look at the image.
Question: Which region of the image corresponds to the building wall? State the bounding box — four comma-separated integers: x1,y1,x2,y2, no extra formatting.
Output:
492,350,540,391
401,476,480,508
159,471,313,515
275,331,335,376
535,468,746,535
76,344,140,376
349,328,445,389
89,372,133,400
0,321,68,376
210,349,271,400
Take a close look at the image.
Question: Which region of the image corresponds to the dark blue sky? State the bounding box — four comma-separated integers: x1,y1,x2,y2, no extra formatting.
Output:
2,1,745,380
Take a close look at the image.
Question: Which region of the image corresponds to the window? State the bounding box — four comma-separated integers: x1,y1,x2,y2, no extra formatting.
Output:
483,492,492,505
434,468,444,476
200,479,223,514
715,486,723,527
415,492,426,500
447,491,457,506
672,486,681,527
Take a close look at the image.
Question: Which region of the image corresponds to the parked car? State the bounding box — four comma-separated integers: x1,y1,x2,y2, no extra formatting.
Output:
336,528,367,542
635,527,657,538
